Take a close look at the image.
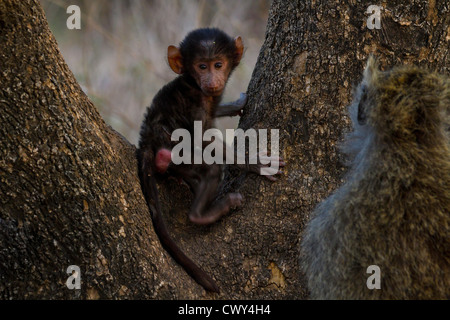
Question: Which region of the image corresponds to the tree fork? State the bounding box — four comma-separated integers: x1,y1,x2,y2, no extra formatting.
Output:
0,0,448,299
0,0,201,299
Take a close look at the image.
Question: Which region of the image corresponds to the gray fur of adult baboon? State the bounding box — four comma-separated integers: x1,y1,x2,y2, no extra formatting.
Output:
300,56,450,299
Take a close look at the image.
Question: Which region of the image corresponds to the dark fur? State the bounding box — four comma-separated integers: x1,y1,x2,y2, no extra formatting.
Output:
179,28,241,70
137,28,245,293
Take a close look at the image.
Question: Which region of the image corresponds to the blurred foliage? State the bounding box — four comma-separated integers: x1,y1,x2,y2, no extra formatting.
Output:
40,0,271,145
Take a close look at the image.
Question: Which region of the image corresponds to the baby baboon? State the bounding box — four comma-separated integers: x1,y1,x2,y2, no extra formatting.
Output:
300,56,449,299
138,28,283,293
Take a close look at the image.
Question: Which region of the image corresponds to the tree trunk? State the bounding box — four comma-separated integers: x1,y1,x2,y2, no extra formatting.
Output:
0,0,448,299
0,0,203,299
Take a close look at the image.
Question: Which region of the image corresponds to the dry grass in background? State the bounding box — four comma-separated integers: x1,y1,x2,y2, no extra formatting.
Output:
40,0,271,145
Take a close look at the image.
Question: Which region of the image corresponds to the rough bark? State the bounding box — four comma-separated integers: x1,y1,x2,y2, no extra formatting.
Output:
1,0,448,299
0,0,204,299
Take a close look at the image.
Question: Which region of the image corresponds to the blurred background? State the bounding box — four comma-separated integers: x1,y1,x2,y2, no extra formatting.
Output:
40,0,271,145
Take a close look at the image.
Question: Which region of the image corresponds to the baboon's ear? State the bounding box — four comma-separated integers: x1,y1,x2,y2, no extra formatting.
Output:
363,55,380,86
234,36,244,64
168,45,184,74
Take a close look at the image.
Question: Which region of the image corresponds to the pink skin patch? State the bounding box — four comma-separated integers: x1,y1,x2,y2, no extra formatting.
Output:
155,148,172,173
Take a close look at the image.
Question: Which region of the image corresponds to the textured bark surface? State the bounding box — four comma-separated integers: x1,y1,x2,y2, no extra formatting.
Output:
0,0,203,299
1,0,448,299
